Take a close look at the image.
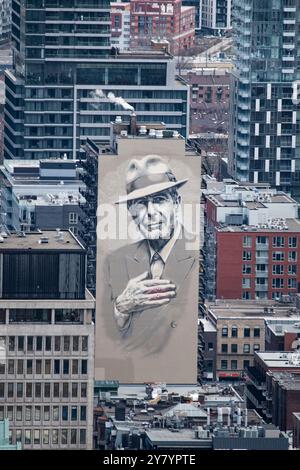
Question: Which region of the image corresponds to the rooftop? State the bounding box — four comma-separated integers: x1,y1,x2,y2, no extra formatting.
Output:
200,318,217,332
0,230,85,252
256,351,300,369
266,319,300,336
206,300,300,319
217,218,300,233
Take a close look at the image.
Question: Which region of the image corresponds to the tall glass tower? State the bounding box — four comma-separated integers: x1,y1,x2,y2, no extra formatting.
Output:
5,0,189,160
229,0,300,199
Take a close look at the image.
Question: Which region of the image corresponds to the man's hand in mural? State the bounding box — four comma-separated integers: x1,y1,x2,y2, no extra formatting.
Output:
114,271,176,327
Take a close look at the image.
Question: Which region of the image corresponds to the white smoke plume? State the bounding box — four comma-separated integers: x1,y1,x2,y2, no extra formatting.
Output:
107,92,135,112
89,89,134,111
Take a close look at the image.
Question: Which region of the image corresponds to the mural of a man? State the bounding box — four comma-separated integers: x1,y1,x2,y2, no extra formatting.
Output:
103,155,198,356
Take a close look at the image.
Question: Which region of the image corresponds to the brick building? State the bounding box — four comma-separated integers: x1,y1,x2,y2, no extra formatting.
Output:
203,179,299,301
203,300,300,381
128,0,195,54
246,351,300,431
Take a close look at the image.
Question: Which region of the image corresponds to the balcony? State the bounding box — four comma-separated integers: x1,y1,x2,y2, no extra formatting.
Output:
255,271,268,278
255,284,268,292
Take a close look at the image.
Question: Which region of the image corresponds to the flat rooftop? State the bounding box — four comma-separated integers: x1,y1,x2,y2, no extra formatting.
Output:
266,320,300,336
0,230,85,252
256,351,300,369
200,318,217,332
217,219,300,233
206,300,300,319
145,428,208,444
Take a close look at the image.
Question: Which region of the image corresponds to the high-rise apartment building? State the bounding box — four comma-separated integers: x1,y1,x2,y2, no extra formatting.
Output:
200,0,232,34
0,230,95,449
0,0,11,44
229,0,300,200
5,0,189,160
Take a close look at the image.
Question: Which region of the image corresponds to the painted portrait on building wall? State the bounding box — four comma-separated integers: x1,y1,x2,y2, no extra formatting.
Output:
95,143,201,384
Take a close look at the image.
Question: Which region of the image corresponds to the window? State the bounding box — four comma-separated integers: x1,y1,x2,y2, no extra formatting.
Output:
18,336,24,351
253,344,260,352
272,265,284,275
221,344,228,353
272,278,284,288
71,406,77,421
243,360,250,369
231,326,238,338
7,406,13,420
63,336,70,352
243,265,251,274
17,383,23,398
73,336,79,351
257,236,267,245
69,212,78,225
44,406,50,421
44,383,51,398
54,360,60,374
288,236,297,248
221,327,228,337
242,278,251,288
243,236,252,247
244,328,250,338
25,430,32,445
63,383,69,398
36,360,42,375
80,429,86,445
17,360,23,375
243,344,250,353
72,383,78,398
288,278,296,288
231,344,238,353
16,406,22,421
34,406,41,421
26,383,32,398
254,328,260,338
62,406,68,421
25,406,32,421
27,336,33,352
16,430,22,443
33,429,41,445
53,406,59,421
81,360,87,374
272,251,284,261
54,336,61,351
231,360,237,370
52,429,58,445
35,383,42,398
61,429,68,445
273,236,284,247
288,251,297,262
45,359,51,375
288,265,297,275
27,360,33,375
221,360,228,369
8,383,14,398
80,406,86,421
72,359,79,375
81,383,87,398
9,336,15,351
45,336,52,351
82,336,88,352
36,336,43,351
243,251,252,261
63,360,69,375
0,383,4,397
8,359,14,374
207,342,214,351
71,429,77,445
43,430,49,445
243,292,251,300
53,383,59,398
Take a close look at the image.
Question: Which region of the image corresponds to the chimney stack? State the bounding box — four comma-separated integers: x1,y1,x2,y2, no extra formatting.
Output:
130,112,137,136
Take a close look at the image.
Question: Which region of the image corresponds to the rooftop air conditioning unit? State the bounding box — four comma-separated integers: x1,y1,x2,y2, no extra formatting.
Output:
115,116,122,123
155,130,163,139
139,126,147,135
149,129,156,138
120,130,128,137
39,237,49,244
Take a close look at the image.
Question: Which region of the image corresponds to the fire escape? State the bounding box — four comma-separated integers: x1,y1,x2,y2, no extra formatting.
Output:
79,142,98,298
